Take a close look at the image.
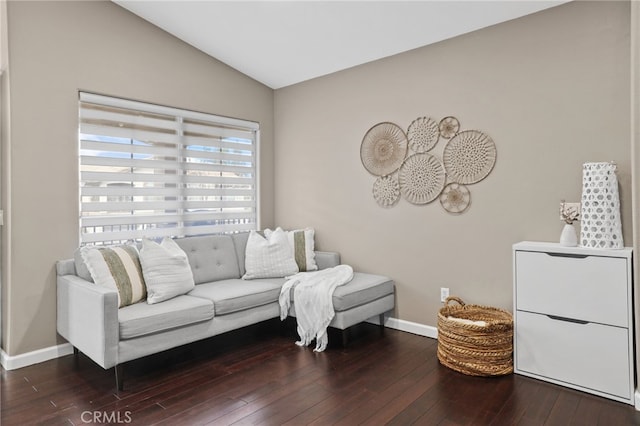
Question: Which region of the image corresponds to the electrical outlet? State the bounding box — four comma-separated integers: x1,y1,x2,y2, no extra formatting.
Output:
440,287,450,303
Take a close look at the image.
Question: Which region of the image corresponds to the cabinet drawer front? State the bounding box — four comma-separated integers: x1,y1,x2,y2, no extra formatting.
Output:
515,311,631,400
515,251,628,327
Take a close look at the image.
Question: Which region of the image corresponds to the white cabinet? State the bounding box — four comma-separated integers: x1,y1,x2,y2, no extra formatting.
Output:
513,241,634,405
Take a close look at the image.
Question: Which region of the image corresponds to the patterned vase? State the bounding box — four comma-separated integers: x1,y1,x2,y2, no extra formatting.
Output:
580,162,623,249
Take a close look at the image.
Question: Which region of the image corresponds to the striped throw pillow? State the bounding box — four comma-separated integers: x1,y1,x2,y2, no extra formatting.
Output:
265,228,317,272
289,228,317,272
80,244,147,308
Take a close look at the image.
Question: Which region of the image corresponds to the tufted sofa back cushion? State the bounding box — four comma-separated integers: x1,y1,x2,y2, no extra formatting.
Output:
174,235,241,284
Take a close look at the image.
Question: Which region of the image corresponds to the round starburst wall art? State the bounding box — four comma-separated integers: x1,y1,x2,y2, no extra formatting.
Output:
361,116,496,210
398,153,446,205
407,116,439,153
443,130,496,185
439,116,460,139
372,175,400,207
439,183,471,214
360,122,408,177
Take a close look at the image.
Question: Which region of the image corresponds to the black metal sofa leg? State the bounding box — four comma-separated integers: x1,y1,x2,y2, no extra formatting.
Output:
115,364,124,391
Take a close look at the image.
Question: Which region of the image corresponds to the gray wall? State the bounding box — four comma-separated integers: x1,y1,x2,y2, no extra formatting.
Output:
274,1,632,326
1,0,275,356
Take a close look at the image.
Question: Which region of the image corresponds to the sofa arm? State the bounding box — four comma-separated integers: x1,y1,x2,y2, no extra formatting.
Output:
57,271,119,369
315,251,341,270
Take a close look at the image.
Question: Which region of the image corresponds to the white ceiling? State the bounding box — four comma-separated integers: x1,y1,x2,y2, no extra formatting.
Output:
113,1,570,89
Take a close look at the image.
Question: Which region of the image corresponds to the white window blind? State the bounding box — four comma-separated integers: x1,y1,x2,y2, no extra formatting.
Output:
79,92,259,245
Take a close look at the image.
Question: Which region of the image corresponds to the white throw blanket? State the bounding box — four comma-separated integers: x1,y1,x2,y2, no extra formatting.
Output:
279,264,354,352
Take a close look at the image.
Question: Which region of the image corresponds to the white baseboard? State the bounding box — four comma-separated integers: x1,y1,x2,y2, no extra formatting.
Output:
367,315,438,339
1,343,74,371
0,317,433,371
635,389,640,411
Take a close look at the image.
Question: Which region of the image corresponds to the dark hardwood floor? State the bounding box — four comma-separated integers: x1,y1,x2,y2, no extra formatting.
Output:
2,320,640,425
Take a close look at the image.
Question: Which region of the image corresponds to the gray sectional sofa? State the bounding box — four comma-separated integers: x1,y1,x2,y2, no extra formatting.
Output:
56,232,395,390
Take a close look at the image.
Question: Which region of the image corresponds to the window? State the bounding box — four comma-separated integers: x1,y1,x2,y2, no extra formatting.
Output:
79,92,259,245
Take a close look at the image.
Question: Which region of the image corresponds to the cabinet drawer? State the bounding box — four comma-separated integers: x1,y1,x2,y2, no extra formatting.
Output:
515,251,628,327
515,311,631,400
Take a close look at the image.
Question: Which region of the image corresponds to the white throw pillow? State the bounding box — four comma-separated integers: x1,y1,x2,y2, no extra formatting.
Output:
243,228,299,279
265,228,317,272
139,237,195,304
80,244,146,308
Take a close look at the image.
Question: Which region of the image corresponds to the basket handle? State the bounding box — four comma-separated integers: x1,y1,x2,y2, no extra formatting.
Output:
444,296,465,306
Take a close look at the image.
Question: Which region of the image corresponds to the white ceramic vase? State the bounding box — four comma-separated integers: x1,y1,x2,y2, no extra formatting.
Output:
560,223,578,247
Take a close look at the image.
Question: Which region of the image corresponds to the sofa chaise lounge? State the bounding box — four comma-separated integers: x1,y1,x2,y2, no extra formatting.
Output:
56,232,395,390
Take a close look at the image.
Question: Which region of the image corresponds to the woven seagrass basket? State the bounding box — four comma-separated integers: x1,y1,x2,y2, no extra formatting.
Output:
437,296,513,377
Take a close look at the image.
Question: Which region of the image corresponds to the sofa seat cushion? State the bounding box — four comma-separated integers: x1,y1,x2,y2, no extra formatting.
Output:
286,272,394,313
118,295,214,340
188,278,284,315
331,272,394,312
